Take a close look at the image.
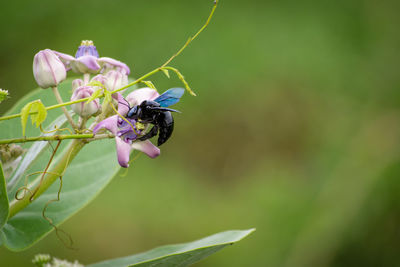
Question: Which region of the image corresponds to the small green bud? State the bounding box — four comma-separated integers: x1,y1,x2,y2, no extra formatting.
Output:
0,89,9,103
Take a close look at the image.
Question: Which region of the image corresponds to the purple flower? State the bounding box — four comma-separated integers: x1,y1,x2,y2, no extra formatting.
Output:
33,49,67,89
93,89,161,168
52,40,130,75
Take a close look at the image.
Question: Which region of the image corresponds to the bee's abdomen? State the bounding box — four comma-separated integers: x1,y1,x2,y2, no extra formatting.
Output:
157,111,174,146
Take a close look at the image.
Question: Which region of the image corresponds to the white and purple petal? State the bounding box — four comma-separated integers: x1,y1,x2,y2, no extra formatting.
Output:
72,79,84,92
98,57,130,75
115,137,132,168
93,115,119,135
126,88,160,106
70,55,101,74
115,93,130,116
52,50,75,71
131,140,160,158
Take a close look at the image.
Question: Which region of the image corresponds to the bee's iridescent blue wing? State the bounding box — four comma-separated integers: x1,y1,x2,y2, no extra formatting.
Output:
154,88,185,107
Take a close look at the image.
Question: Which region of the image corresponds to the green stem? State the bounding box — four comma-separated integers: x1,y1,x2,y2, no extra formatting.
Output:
83,73,90,85
78,117,88,130
161,0,218,68
0,133,113,144
112,67,162,94
8,139,85,218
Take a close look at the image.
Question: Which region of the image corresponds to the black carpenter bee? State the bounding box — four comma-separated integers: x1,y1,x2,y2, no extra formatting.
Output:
126,88,184,146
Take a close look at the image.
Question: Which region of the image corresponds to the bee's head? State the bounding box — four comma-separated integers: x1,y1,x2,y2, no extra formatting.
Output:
127,106,139,119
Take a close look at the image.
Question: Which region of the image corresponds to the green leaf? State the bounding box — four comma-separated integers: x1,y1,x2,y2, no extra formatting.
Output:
87,229,255,267
1,140,120,251
165,67,196,96
175,72,195,96
20,102,32,136
0,162,9,230
20,100,47,136
30,100,47,127
142,81,156,90
0,79,122,251
161,68,170,79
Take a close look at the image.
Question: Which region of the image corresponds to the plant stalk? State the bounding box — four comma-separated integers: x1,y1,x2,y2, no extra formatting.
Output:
8,139,85,218
52,87,78,130
0,133,113,144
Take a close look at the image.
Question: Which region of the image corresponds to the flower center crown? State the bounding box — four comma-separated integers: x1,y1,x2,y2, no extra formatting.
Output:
75,40,99,59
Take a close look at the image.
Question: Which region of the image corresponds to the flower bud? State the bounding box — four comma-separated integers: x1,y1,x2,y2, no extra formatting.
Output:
71,86,100,118
104,70,128,92
33,49,67,89
72,79,84,92
91,74,107,85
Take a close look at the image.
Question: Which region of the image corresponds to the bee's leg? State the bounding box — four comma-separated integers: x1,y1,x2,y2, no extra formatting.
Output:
138,125,159,141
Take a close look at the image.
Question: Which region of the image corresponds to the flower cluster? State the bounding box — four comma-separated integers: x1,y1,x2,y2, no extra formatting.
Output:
33,40,129,117
32,253,83,267
33,40,129,88
32,40,163,167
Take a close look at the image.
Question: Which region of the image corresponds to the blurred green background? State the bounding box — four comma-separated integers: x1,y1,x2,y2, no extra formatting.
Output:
1,0,400,266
